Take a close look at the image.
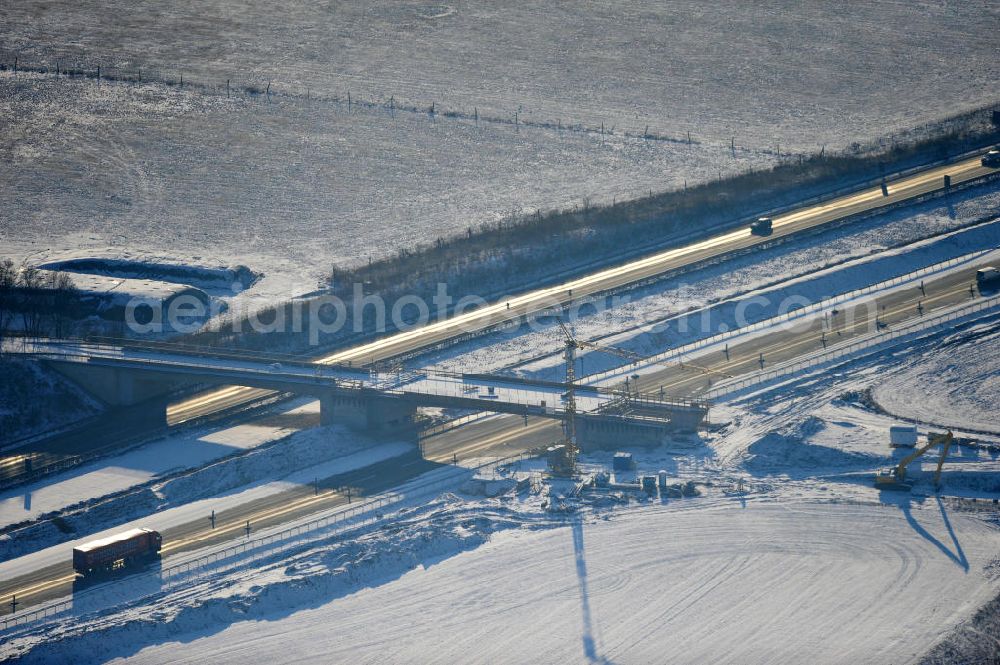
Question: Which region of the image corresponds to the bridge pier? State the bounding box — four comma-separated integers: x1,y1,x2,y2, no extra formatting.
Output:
576,402,708,451
658,404,708,432
576,416,669,451
320,392,417,437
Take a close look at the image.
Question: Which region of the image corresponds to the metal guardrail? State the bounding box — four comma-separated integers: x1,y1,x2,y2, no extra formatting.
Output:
418,411,498,439
582,248,995,386
704,293,1000,399
8,247,981,493
367,160,1000,371
0,451,536,635
21,344,700,421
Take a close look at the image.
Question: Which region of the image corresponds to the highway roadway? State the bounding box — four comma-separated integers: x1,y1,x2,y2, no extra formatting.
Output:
2,153,994,484
0,418,555,616
2,256,995,616
625,262,997,397
167,154,995,424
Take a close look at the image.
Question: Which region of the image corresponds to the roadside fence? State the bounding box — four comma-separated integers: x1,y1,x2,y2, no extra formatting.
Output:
0,451,535,635
583,248,995,387
704,293,1000,399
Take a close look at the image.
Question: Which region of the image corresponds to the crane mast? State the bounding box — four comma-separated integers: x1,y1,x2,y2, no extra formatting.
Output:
551,322,580,476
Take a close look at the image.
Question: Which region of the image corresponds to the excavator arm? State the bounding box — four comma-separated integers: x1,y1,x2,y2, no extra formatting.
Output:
932,432,954,488
876,430,953,490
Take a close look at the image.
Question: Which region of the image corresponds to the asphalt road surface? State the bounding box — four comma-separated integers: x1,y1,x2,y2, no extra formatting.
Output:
0,419,552,615
2,154,993,483
165,154,995,425
3,259,994,615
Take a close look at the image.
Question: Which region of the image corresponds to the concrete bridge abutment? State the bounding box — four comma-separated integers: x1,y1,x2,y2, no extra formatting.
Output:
319,392,417,438
48,362,190,427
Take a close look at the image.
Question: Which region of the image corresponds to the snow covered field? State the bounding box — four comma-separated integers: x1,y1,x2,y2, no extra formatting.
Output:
873,326,1000,435
2,4,998,656
5,197,997,557
2,173,994,574
101,500,999,665
0,69,779,309
4,289,1000,663
3,1,996,150
2,0,997,307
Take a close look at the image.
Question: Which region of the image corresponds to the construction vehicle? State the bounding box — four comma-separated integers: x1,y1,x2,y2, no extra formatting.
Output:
875,430,954,491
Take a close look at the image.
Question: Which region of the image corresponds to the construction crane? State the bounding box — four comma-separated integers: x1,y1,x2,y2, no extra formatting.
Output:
548,320,731,476
549,321,586,476
548,321,639,475
875,430,954,491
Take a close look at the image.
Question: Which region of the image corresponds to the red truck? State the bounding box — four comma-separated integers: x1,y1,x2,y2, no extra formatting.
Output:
72,528,162,576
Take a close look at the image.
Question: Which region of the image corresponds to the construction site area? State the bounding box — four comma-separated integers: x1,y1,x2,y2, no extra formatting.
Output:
2,1,1000,661
2,152,1000,663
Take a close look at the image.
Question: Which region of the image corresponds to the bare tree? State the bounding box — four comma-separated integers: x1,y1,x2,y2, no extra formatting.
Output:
0,259,16,354
18,264,44,340
45,272,78,339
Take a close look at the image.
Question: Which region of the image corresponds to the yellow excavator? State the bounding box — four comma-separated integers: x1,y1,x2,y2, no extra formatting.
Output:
875,430,954,491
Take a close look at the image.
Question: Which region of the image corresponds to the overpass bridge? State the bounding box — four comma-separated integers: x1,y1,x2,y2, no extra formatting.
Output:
20,340,709,450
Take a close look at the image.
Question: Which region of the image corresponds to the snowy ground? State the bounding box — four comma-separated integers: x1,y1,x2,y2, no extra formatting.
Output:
0,438,412,583
3,3,998,658
5,203,997,554
4,291,999,663
0,357,102,445
2,0,997,309
872,326,1000,435
0,399,321,532
3,217,987,535
0,69,779,311
3,1,995,150
97,500,999,665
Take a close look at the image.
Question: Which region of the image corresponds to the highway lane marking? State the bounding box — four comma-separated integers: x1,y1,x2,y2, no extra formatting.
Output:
164,417,551,552
165,158,990,421
628,285,965,397
113,278,988,564
424,419,553,461
3,277,987,610
4,488,353,603
641,283,978,394
12,163,990,567
3,420,555,608
665,285,968,390
0,573,77,605
160,489,351,553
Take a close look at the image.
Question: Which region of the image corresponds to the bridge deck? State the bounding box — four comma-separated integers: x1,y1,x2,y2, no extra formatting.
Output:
22,341,708,424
